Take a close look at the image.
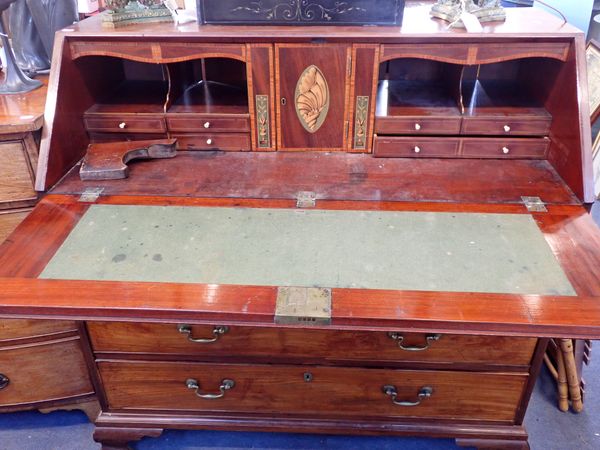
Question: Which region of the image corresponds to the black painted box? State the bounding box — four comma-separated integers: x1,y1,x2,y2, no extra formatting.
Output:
197,0,405,26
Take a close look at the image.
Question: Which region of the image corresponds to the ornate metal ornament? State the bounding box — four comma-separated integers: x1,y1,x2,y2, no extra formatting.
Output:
430,0,505,28
295,65,330,133
197,0,405,26
353,96,369,150
102,0,173,28
255,95,271,148
231,1,366,22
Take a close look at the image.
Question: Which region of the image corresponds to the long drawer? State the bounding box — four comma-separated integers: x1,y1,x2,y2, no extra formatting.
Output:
0,337,94,407
99,360,527,422
373,136,549,159
87,322,537,367
0,319,78,343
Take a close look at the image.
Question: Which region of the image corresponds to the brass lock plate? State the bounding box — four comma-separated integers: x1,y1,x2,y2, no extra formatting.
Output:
275,287,332,326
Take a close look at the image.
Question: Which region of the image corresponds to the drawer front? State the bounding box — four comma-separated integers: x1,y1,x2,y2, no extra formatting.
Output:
166,115,250,133
84,115,167,134
0,320,78,343
375,117,462,135
461,138,549,159
87,322,537,367
0,337,94,407
88,132,168,143
461,117,551,136
99,361,526,421
373,137,460,158
173,133,251,151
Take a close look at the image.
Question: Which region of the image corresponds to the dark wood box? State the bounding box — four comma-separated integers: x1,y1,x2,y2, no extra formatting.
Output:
196,0,405,26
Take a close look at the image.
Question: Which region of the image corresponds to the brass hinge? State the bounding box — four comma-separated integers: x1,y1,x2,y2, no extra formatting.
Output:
521,196,547,213
78,187,104,203
344,120,350,139
296,191,316,208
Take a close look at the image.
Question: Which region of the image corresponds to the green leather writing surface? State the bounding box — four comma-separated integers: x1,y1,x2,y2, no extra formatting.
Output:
40,205,576,296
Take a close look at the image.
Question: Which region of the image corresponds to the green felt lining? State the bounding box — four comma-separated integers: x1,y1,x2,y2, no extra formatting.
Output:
39,205,576,296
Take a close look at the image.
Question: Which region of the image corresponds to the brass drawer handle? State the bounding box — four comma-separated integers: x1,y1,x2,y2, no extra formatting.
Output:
177,324,229,343
387,332,441,351
186,378,235,399
382,385,433,407
0,374,9,390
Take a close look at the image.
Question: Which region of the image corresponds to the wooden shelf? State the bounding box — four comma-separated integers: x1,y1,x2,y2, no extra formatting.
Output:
463,80,550,118
168,80,249,115
86,80,168,115
376,80,461,118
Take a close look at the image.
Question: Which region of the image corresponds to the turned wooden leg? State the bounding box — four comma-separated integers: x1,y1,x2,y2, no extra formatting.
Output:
559,338,583,413
456,438,530,449
556,345,569,412
93,426,163,450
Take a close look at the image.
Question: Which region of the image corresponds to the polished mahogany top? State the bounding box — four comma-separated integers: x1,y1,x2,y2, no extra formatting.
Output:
65,2,581,41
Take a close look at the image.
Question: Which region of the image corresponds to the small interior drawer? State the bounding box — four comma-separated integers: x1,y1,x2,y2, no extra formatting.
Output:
88,132,168,143
166,115,250,133
461,138,550,159
99,361,526,422
375,116,462,135
173,133,251,151
0,337,94,407
373,136,460,158
0,320,78,343
84,114,167,134
461,115,551,136
87,322,537,368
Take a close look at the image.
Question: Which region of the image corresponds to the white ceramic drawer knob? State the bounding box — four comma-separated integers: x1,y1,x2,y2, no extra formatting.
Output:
118,122,127,129
415,123,421,131
414,146,421,154
206,138,213,145
503,125,511,132
204,122,211,129
502,146,510,154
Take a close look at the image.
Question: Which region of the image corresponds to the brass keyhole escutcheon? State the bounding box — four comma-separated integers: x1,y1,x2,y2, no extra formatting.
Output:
303,372,313,382
281,97,287,106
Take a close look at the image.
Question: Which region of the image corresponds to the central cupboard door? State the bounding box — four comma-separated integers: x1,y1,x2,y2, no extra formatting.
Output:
276,44,351,151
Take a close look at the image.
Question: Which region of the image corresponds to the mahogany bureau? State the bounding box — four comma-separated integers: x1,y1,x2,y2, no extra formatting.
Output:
2,4,600,450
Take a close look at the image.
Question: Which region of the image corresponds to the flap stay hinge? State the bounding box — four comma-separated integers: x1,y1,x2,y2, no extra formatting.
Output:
521,196,547,213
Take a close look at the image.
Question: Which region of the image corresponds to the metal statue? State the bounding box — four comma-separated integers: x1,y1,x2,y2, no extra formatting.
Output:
9,0,79,74
0,0,42,93
431,0,506,28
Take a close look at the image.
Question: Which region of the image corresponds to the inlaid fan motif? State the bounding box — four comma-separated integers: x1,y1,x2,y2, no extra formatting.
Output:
295,65,330,133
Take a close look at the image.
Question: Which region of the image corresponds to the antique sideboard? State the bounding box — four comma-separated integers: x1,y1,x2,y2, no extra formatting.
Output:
2,3,600,449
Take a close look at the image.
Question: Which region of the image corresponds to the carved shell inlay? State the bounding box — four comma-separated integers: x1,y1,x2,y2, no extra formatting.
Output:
295,65,330,133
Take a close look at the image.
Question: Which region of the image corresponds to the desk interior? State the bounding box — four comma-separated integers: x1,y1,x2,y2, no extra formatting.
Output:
39,204,576,296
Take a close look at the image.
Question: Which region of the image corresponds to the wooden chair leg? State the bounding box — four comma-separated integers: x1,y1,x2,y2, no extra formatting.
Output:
556,346,569,412
560,338,583,413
